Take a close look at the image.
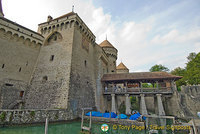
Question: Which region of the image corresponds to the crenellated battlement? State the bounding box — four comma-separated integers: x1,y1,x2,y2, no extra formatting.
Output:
38,12,95,44
103,47,118,59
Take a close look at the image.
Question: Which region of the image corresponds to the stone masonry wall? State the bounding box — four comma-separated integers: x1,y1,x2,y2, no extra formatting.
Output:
0,28,41,83
0,79,27,109
68,21,96,113
94,45,109,112
0,109,75,126
25,20,75,109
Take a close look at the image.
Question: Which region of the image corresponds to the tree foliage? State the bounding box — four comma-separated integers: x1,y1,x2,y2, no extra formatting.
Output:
149,64,169,72
171,52,200,86
187,52,197,62
171,67,186,87
185,52,200,85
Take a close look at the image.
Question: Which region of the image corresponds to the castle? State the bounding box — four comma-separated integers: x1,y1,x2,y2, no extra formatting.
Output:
1,1,199,118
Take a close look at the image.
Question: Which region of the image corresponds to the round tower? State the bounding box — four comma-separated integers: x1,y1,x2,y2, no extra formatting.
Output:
99,39,118,73
116,62,129,73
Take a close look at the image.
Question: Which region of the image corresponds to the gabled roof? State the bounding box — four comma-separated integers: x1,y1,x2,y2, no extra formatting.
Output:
101,72,182,82
116,62,129,70
99,40,116,49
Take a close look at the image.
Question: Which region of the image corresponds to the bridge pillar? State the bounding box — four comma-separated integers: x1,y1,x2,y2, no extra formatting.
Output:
156,94,165,115
125,94,131,115
156,94,166,134
140,94,148,115
111,94,116,113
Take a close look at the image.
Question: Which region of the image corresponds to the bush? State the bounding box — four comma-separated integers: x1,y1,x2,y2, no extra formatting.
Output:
0,112,6,121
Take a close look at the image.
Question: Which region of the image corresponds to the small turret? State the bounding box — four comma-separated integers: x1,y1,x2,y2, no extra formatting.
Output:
99,39,118,73
116,62,129,73
0,0,4,17
47,15,53,22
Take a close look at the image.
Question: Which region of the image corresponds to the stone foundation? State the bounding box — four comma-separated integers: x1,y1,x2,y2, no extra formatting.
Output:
0,109,76,126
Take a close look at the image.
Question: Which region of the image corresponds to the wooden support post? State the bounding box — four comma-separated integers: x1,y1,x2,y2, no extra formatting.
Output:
89,112,92,130
45,118,48,134
140,82,143,92
125,82,128,93
156,81,159,90
81,109,84,130
112,82,114,93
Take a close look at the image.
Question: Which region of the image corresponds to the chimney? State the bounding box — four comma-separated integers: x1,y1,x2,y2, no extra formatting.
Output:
0,0,4,17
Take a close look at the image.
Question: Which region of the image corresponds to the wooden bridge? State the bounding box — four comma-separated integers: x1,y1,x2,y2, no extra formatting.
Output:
103,87,173,96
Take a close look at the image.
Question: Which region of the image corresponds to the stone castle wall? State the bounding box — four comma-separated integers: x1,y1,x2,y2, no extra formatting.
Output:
0,79,27,109
0,13,109,112
0,18,42,83
25,19,76,109
95,46,109,112
68,21,97,113
0,18,43,109
0,109,75,126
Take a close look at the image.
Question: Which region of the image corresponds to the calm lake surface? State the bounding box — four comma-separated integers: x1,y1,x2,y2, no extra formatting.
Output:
0,121,148,134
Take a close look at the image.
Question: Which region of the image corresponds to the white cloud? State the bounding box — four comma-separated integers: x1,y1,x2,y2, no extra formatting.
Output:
151,29,200,45
194,42,200,52
3,0,200,72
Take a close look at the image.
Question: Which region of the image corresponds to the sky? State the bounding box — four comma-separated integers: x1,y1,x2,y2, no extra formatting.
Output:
2,0,200,72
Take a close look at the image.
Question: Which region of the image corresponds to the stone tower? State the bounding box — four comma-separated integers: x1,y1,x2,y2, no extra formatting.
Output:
0,0,4,17
25,12,96,112
116,62,129,73
99,40,117,74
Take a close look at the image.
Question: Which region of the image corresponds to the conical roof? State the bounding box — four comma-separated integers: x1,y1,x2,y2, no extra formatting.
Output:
99,40,116,49
116,62,129,70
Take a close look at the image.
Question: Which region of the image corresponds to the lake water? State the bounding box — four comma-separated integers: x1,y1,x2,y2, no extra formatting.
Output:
0,121,147,134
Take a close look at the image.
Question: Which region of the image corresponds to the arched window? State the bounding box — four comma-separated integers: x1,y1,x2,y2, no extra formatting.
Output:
46,32,63,45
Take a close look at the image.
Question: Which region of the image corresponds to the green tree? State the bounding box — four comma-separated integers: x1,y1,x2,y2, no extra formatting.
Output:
171,67,186,87
149,64,169,72
187,52,197,62
185,52,200,85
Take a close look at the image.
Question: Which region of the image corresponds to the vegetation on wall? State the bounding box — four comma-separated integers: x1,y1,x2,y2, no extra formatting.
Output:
30,111,35,117
0,112,6,121
118,101,126,114
130,96,139,112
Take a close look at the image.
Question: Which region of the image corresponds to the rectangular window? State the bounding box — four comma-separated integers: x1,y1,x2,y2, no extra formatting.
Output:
20,91,24,97
50,55,54,61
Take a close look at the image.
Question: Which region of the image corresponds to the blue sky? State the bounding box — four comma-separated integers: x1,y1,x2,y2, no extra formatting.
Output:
3,0,200,72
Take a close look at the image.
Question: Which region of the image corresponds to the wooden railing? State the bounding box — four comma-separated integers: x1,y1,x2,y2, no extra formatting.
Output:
104,87,173,95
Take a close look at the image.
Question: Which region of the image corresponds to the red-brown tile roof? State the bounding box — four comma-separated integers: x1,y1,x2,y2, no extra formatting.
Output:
116,62,129,70
101,72,182,82
99,40,116,49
